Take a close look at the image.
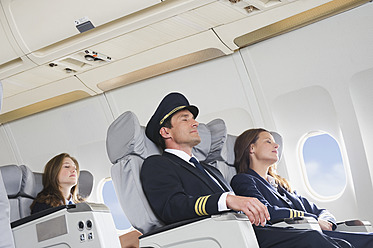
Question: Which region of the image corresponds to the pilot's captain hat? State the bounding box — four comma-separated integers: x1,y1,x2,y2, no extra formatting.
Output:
145,92,199,145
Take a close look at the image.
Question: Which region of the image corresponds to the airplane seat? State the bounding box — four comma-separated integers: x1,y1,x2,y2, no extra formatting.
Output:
33,170,94,200
33,172,43,197
0,165,26,222
204,118,237,183
204,120,284,185
11,166,120,248
18,165,37,219
0,82,16,247
78,170,94,199
106,111,163,234
106,111,260,247
106,111,216,234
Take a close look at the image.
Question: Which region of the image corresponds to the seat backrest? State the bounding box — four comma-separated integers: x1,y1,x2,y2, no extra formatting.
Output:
107,111,162,234
19,165,37,219
0,168,16,248
33,170,94,199
205,120,284,184
0,164,36,222
106,111,212,234
204,119,238,183
1,165,24,222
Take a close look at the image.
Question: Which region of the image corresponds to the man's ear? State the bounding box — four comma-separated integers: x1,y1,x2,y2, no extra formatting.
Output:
160,127,171,139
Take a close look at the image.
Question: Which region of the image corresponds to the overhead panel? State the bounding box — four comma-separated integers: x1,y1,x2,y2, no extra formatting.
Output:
0,15,19,65
213,0,370,50
0,0,223,122
0,0,215,66
0,76,96,123
78,30,233,93
0,0,160,54
0,5,36,79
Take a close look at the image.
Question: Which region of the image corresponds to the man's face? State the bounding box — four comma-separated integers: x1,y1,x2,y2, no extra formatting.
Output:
166,109,201,149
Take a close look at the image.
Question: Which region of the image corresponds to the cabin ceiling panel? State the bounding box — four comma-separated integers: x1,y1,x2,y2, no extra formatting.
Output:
0,16,19,65
77,30,233,93
0,0,160,54
0,0,215,66
0,6,37,79
0,76,96,123
214,0,369,50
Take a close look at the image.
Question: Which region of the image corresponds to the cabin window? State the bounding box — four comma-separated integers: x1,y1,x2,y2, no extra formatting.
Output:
301,132,346,197
101,178,132,230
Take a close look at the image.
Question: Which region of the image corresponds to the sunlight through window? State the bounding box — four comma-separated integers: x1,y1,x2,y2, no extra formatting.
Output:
102,179,132,230
302,132,346,197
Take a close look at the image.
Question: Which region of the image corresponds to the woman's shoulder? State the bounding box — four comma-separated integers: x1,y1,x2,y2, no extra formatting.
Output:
231,172,257,184
31,201,53,214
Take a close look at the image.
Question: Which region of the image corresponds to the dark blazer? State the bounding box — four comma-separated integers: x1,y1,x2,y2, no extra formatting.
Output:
140,152,232,224
231,169,336,228
31,202,53,214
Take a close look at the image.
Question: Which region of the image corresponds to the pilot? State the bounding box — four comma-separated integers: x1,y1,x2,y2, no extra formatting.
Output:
0,81,16,248
232,128,373,248
140,92,352,248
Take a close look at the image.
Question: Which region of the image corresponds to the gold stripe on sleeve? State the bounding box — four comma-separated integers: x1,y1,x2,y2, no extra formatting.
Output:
201,195,210,215
194,195,211,216
195,197,203,216
290,209,293,218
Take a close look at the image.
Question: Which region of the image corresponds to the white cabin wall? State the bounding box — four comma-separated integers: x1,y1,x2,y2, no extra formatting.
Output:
0,1,371,227
0,125,17,164
0,95,115,202
350,68,373,186
239,2,373,222
104,52,261,136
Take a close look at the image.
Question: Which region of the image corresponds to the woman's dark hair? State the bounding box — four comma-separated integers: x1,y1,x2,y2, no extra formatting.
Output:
30,153,83,210
234,128,268,174
234,128,292,192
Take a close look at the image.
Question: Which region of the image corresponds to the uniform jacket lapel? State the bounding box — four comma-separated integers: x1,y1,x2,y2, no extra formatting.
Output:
164,152,227,192
248,169,293,207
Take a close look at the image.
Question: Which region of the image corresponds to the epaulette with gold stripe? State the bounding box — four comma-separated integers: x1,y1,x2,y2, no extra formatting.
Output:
194,195,211,216
289,209,305,218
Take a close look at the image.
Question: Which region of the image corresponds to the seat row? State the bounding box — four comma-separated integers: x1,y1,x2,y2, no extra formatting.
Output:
106,111,372,248
0,164,94,223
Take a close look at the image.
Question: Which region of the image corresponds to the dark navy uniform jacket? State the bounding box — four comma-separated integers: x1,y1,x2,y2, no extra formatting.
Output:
140,152,231,224
231,169,336,229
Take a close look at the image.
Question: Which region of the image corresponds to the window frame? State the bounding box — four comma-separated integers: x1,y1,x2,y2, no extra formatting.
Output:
298,131,347,201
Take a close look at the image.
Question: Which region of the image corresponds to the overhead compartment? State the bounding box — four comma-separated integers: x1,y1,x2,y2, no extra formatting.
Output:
0,76,96,123
213,0,370,50
0,0,216,66
77,29,233,93
0,6,36,79
0,0,160,54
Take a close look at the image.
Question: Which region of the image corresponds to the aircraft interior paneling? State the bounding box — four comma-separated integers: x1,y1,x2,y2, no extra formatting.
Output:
0,1,372,246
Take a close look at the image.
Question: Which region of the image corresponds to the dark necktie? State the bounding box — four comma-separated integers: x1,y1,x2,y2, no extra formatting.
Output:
189,157,223,191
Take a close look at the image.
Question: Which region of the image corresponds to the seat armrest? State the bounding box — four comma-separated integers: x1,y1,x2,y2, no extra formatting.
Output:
12,202,121,248
336,219,373,233
140,212,259,248
271,217,321,231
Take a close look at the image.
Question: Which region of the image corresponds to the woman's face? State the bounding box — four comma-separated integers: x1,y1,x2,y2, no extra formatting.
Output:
250,131,279,164
58,157,78,188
